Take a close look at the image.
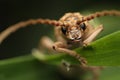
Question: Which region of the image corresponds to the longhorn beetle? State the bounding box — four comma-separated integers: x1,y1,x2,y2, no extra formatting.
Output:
0,10,120,67
0,10,120,80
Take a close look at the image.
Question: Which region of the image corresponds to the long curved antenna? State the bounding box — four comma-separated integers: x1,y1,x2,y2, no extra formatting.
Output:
77,10,120,24
0,19,63,44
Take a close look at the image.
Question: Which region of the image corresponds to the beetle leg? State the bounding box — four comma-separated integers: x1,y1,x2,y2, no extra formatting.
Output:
83,25,103,46
39,36,54,51
52,41,87,67
88,66,103,80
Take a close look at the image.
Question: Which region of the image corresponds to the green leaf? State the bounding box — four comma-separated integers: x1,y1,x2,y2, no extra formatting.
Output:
33,31,120,66
0,55,61,80
0,55,120,80
100,67,120,80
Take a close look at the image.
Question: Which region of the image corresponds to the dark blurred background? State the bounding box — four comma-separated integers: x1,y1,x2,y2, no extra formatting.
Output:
0,0,120,59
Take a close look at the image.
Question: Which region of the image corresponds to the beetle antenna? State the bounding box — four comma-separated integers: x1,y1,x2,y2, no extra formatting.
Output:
0,18,63,44
77,10,120,24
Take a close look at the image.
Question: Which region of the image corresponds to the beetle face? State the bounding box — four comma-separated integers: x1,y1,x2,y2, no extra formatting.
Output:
67,26,82,41
60,13,87,42
61,24,86,42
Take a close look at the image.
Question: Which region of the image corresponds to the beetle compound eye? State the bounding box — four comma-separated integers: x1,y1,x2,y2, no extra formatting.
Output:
61,27,67,35
80,23,86,31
